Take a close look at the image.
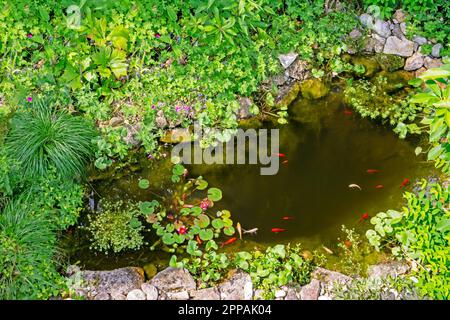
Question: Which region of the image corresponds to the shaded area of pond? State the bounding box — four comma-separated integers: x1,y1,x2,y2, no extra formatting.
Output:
63,86,432,270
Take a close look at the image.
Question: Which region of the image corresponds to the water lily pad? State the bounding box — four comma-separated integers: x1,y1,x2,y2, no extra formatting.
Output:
196,178,209,190
206,240,218,251
199,229,214,241
223,226,235,236
191,206,203,216
139,201,157,215
138,179,150,189
195,214,210,228
162,233,175,245
129,217,142,229
207,187,222,201
212,218,224,229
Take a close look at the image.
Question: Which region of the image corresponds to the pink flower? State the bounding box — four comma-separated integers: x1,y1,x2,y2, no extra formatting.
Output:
178,225,187,235
200,199,210,211
27,33,33,39
175,105,181,113
26,96,32,102
151,105,156,109
147,153,153,160
155,33,161,39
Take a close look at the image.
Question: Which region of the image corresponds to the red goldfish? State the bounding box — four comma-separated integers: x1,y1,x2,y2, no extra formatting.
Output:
343,109,353,116
282,160,289,165
344,240,352,248
375,184,384,189
400,179,410,188
358,213,370,223
271,228,287,233
366,169,380,174
281,216,295,220
196,235,202,245
274,153,286,157
221,237,238,247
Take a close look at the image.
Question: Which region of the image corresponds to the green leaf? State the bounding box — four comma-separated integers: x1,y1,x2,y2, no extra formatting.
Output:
428,145,442,161
223,226,235,236
162,233,175,245
212,218,224,229
207,187,222,201
138,179,150,189
436,219,450,233
271,244,286,258
199,229,214,241
195,214,210,228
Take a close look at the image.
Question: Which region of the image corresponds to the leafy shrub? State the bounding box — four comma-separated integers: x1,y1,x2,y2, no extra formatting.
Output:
366,180,450,299
5,98,97,179
0,197,65,299
86,201,144,253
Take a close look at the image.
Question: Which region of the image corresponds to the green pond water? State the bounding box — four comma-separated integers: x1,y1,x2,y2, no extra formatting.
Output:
64,86,432,271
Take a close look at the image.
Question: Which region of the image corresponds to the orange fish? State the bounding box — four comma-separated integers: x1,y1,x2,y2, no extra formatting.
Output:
375,184,384,189
221,237,237,247
196,235,202,245
358,213,370,223
281,216,295,220
271,228,287,233
274,153,286,157
366,169,380,174
343,109,353,116
282,160,289,165
399,178,410,188
344,240,352,248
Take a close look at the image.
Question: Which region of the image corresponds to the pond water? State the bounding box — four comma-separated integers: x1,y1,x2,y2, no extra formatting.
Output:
64,86,431,270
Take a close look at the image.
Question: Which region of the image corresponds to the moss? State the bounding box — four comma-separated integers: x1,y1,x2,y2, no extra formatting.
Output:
300,78,330,99
378,70,414,93
374,53,405,72
351,55,381,77
275,82,301,108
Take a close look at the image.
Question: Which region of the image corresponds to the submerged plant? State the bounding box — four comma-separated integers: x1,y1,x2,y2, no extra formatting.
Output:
0,197,65,299
5,98,97,179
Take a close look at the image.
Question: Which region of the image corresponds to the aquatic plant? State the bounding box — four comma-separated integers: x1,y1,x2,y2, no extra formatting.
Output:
86,201,144,253
366,180,450,299
0,196,65,299
5,98,97,179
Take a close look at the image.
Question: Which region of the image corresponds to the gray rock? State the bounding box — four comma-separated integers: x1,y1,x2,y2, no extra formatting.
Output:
393,9,407,23
431,43,443,57
141,283,158,300
278,52,298,69
189,287,220,300
404,52,424,71
367,261,410,279
123,123,141,146
70,267,145,298
93,292,111,300
348,28,363,40
383,36,414,57
253,289,265,300
237,97,253,119
412,35,427,45
318,295,333,300
284,286,300,300
127,289,147,300
424,57,443,69
392,24,405,40
359,13,373,28
167,291,190,300
150,267,196,292
300,279,321,300
400,22,407,35
286,58,310,80
274,289,286,298
155,110,168,128
110,292,127,300
312,267,352,284
372,34,386,53
109,117,123,127
372,19,391,38
218,270,253,300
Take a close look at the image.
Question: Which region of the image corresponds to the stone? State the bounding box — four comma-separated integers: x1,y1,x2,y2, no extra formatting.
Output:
392,24,405,40
364,37,384,54
167,291,189,300
237,97,253,119
312,267,352,285
431,43,443,57
393,9,407,23
300,78,330,100
383,36,414,57
400,22,407,35
155,110,168,128
110,292,127,300
160,128,191,144
127,289,147,300
404,52,424,71
274,290,286,298
412,35,427,46
374,53,404,72
143,263,158,279
415,67,427,78
367,261,410,279
284,286,300,300
70,267,145,298
318,295,333,300
123,123,141,146
359,13,373,28
372,19,391,38
218,270,253,300
150,267,196,292
278,52,298,69
189,287,220,300
253,289,264,300
348,28,363,40
300,279,321,300
141,283,158,300
109,117,123,127
93,292,110,300
286,58,310,80
424,57,443,69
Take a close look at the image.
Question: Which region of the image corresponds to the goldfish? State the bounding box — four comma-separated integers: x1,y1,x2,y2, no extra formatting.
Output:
375,184,384,189
366,169,380,174
282,160,289,165
236,222,242,240
349,183,362,191
274,153,286,157
358,213,370,223
322,245,334,255
221,237,238,247
281,216,295,220
343,109,353,116
344,240,352,248
399,178,410,188
243,228,258,235
196,235,202,245
271,228,287,233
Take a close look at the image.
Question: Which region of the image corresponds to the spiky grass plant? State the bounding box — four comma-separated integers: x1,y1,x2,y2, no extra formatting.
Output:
0,196,64,299
5,99,97,179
